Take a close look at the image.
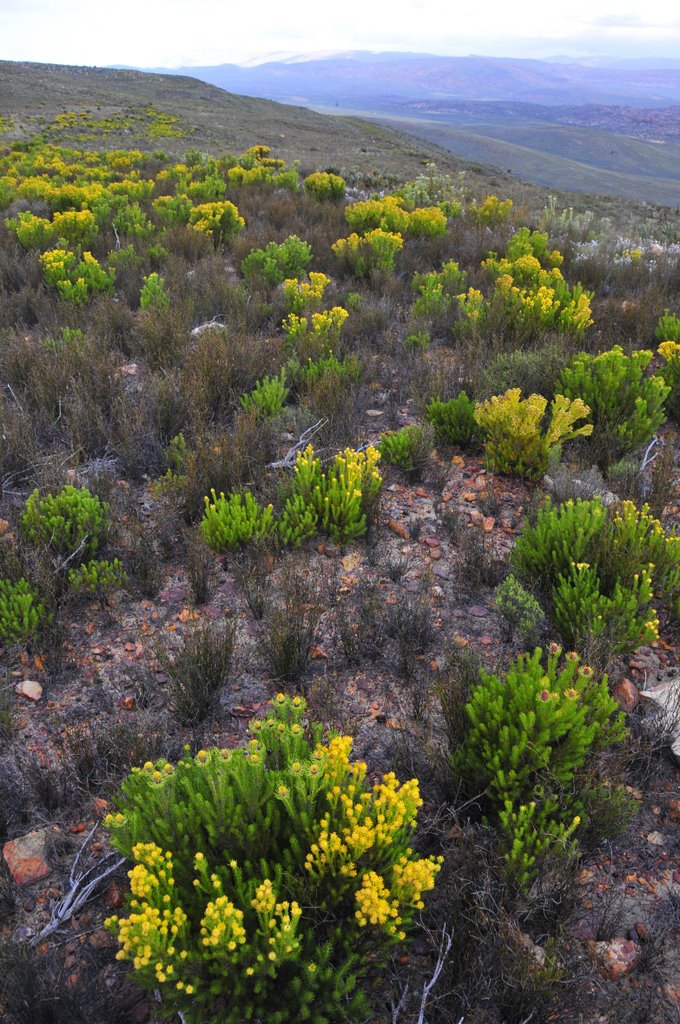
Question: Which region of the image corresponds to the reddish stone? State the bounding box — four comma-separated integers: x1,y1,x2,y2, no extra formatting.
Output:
3,828,53,885
586,937,640,980
613,678,639,713
388,519,410,540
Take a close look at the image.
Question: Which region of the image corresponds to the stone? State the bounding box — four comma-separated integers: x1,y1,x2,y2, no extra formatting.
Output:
613,678,639,713
3,827,56,885
586,937,640,980
15,680,42,702
388,519,410,540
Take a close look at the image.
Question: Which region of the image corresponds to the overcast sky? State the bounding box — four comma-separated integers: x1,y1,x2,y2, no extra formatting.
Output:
1,0,679,67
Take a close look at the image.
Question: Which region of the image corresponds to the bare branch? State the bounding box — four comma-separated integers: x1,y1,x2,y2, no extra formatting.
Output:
268,419,327,469
416,924,454,1024
391,982,409,1023
32,825,126,944
190,316,225,337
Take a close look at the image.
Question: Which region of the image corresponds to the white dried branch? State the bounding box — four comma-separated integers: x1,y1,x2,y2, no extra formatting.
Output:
33,825,125,944
268,419,327,469
190,316,225,337
416,924,454,1024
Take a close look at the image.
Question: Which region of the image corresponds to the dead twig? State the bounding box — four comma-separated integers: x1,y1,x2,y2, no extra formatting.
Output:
416,924,454,1024
32,824,125,944
268,418,327,469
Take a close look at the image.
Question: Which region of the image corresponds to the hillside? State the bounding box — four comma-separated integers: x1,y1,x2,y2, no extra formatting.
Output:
0,58,678,1024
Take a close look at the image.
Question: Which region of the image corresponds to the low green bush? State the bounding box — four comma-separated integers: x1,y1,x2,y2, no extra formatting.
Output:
379,425,432,477
494,574,545,646
105,694,441,1024
512,497,680,655
0,578,48,645
557,346,669,469
67,558,128,598
21,485,109,563
240,372,289,418
452,646,626,889
241,235,312,288
201,490,276,553
303,172,346,202
426,392,478,447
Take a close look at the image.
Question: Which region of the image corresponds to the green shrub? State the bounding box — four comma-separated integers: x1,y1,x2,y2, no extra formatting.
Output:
404,330,430,354
453,646,626,888
303,172,346,202
240,372,289,418
201,490,276,552
105,694,441,1024
21,485,109,563
655,310,680,343
282,307,349,362
241,235,313,288
474,390,592,481
139,272,170,312
287,445,382,546
67,558,128,598
468,194,513,226
426,392,478,447
476,345,570,403
512,497,680,654
411,261,467,321
379,425,432,478
0,578,47,645
557,346,669,469
494,574,545,646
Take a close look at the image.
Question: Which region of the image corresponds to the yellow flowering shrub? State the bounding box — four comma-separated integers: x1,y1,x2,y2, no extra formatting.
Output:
473,388,592,480
281,305,349,360
105,694,440,1023
282,272,330,314
39,247,115,304
189,200,245,247
331,228,403,277
657,338,680,422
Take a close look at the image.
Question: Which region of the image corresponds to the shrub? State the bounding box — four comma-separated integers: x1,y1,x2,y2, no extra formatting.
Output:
201,490,276,552
282,307,349,361
476,345,571,403
426,392,478,447
656,340,680,423
105,694,441,1024
379,425,432,478
139,272,170,311
303,172,346,202
474,389,592,481
411,260,467,321
512,497,680,654
557,346,669,468
0,578,47,645
655,309,680,343
404,330,430,354
67,558,128,599
40,248,115,305
241,235,312,287
240,372,289,418
468,194,513,226
331,229,403,278
284,445,382,546
282,273,330,315
494,574,545,646
156,617,235,722
21,485,109,563
188,201,245,248
453,646,626,888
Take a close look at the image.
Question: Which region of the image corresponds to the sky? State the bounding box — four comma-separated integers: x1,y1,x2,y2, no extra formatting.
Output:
1,0,679,67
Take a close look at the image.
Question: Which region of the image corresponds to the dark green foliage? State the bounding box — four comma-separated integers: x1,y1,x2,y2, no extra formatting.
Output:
494,573,546,646
241,235,312,287
557,346,669,469
452,646,627,888
379,424,432,478
426,391,478,446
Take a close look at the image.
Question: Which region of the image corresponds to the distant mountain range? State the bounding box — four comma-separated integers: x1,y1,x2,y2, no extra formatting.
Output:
141,52,680,108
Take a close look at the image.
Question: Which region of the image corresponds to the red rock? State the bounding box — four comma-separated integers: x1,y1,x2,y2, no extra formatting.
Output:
106,882,125,909
388,520,410,540
429,548,443,560
586,937,640,980
613,678,639,712
482,516,495,533
3,828,54,885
